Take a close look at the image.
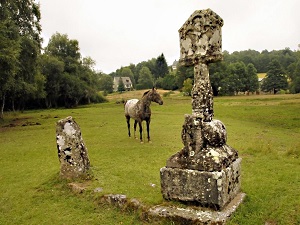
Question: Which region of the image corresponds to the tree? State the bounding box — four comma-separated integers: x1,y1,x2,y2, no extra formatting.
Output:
59,72,85,107
261,59,288,94
286,51,300,93
79,57,100,104
43,32,100,107
225,62,243,94
245,63,259,93
0,19,20,119
117,78,125,92
12,36,42,110
39,55,64,108
137,66,153,89
176,65,194,90
154,53,169,79
182,78,193,96
210,61,227,95
0,0,42,115
288,59,300,93
45,33,80,74
161,73,178,90
99,74,113,94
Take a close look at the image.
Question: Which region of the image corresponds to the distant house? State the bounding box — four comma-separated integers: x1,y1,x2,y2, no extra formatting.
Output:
172,60,178,70
113,77,133,92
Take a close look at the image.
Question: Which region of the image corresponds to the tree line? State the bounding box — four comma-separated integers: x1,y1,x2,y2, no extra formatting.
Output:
104,48,300,96
1,1,300,119
0,1,105,119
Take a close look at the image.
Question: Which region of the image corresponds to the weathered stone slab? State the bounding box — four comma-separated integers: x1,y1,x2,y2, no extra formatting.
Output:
56,116,91,180
160,158,242,210
99,192,246,224
147,192,246,224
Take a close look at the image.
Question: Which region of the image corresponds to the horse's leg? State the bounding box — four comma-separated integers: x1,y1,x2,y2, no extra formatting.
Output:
146,119,151,142
126,116,131,137
139,121,143,143
134,120,138,139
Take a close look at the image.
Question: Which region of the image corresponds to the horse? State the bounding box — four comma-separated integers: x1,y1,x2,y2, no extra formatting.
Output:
124,87,163,143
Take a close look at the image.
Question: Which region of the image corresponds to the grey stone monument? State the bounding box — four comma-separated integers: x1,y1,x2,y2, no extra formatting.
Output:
56,116,91,180
160,9,243,210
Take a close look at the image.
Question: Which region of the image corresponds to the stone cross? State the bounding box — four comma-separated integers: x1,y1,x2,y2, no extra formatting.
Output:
56,116,91,180
179,9,223,121
160,9,243,211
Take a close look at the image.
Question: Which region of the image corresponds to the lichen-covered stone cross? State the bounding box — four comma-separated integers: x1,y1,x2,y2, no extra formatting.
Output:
179,8,223,121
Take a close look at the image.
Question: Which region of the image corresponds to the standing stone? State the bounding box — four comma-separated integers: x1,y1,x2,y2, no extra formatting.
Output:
56,116,91,180
160,9,243,211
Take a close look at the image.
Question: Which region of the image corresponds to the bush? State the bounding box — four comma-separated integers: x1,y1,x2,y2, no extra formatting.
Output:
94,92,108,103
163,91,174,97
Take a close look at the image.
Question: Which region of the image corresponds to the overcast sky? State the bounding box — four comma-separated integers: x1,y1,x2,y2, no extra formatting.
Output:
38,0,300,73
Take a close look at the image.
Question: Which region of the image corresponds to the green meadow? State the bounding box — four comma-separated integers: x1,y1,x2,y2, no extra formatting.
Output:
0,92,299,225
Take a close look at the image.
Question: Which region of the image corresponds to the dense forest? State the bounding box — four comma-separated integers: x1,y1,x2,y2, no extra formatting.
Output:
1,1,300,119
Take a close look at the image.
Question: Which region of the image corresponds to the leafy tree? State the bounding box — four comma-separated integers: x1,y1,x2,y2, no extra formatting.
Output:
161,73,178,90
59,72,85,107
45,33,80,74
182,78,193,96
225,62,244,93
137,66,153,89
287,59,300,93
145,58,157,78
79,57,100,104
99,74,113,93
155,77,164,89
0,0,42,114
210,61,227,95
39,55,64,108
245,63,259,92
210,71,225,96
11,36,42,110
261,59,288,94
176,65,194,90
0,18,20,118
43,32,101,107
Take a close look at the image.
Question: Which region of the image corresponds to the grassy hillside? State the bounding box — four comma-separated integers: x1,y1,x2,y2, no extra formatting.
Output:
0,91,299,224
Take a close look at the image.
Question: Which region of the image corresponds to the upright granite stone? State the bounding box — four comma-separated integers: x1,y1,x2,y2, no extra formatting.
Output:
160,9,243,211
56,116,91,180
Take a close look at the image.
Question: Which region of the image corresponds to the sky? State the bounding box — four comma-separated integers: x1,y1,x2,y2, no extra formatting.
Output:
38,0,300,74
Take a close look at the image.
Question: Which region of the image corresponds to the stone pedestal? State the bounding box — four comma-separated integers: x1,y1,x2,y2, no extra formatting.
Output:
161,158,241,210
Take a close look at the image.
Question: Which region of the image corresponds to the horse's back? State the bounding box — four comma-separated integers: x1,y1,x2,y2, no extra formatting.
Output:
125,99,139,118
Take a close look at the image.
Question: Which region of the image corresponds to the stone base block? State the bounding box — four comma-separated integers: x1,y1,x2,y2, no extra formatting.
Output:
160,158,242,210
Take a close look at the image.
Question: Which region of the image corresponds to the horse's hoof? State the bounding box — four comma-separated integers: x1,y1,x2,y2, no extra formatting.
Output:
140,141,144,144
148,141,152,144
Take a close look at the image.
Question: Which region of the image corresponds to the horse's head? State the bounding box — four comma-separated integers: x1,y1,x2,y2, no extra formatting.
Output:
148,87,163,105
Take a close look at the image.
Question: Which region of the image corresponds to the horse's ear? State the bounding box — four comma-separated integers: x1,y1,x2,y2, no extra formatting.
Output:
143,90,150,96
152,87,156,91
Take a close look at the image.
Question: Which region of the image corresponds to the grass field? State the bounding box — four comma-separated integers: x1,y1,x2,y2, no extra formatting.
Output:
0,91,299,224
